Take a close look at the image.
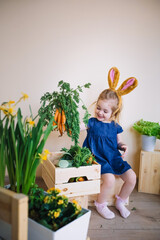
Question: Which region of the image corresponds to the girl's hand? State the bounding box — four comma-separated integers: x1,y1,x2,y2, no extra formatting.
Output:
120,144,128,159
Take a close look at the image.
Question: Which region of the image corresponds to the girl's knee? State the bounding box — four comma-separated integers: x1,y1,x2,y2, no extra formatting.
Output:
127,170,136,186
102,174,115,188
122,170,136,186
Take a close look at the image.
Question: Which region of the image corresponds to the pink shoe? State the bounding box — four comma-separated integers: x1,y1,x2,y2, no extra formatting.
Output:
94,201,115,219
115,195,130,218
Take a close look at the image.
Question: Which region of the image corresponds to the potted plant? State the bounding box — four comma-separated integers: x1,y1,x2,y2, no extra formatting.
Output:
133,119,160,151
28,185,91,240
0,93,55,193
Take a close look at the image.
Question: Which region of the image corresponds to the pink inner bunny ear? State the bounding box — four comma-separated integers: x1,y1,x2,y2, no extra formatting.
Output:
110,69,115,82
121,78,135,90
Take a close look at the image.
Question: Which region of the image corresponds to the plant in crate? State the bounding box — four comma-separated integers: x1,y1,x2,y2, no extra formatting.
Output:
0,93,55,194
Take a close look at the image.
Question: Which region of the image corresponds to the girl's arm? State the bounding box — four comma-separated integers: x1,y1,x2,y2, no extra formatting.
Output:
117,133,128,158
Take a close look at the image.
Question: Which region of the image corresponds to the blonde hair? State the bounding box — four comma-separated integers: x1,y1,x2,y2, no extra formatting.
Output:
96,89,122,122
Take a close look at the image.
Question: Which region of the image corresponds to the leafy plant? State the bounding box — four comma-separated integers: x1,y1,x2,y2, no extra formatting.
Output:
38,81,91,145
0,94,55,193
133,119,160,139
60,145,97,168
28,185,83,231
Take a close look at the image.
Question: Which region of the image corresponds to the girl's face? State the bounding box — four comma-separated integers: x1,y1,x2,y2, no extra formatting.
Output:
95,99,115,122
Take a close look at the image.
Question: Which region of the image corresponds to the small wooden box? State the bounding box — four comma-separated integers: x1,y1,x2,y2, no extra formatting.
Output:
88,176,128,206
42,152,101,198
138,150,160,194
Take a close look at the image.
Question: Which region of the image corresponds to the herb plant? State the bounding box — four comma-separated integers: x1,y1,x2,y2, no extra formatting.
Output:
133,119,160,139
60,145,97,168
38,81,91,145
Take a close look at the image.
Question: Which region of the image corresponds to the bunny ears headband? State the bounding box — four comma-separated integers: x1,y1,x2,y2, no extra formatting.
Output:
107,67,138,112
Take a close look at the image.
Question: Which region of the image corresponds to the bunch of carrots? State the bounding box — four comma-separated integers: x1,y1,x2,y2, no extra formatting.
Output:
53,108,68,136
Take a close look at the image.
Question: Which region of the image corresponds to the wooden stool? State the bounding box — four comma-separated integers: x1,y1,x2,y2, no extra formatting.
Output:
138,150,160,194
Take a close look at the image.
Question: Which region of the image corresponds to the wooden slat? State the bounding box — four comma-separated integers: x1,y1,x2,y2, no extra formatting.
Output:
0,187,15,223
42,165,55,189
12,194,28,240
0,187,28,240
55,179,101,197
138,150,160,194
55,164,101,184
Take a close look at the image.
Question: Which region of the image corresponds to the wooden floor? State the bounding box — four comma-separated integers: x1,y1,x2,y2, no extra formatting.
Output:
88,188,160,240
35,177,160,240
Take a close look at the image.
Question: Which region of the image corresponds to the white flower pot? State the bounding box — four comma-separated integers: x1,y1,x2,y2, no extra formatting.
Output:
0,209,91,240
141,135,156,152
28,208,91,240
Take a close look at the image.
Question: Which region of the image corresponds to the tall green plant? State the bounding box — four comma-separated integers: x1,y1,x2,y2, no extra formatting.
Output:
0,93,55,194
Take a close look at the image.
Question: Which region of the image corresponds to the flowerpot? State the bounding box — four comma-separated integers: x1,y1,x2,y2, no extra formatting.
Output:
28,208,91,240
141,135,156,152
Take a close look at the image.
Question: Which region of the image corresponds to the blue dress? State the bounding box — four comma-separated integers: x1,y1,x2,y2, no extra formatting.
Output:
83,118,131,175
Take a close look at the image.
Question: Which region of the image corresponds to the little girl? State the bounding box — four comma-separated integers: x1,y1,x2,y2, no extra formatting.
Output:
81,67,138,219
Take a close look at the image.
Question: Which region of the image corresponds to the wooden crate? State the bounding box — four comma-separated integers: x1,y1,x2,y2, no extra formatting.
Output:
0,187,28,240
42,152,101,198
88,176,129,206
138,150,160,194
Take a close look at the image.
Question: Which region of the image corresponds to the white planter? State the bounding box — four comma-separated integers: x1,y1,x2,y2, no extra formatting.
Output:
141,135,156,152
0,209,91,240
28,208,91,240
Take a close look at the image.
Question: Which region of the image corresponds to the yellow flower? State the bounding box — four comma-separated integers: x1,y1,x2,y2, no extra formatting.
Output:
47,187,55,193
72,200,78,205
38,153,47,161
54,209,61,219
58,199,64,205
44,149,50,155
8,100,15,106
21,92,29,101
0,105,16,116
26,118,35,126
44,196,49,204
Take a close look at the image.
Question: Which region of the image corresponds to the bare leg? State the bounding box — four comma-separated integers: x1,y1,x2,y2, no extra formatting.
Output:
115,169,136,218
97,173,115,203
119,169,136,200
95,173,115,219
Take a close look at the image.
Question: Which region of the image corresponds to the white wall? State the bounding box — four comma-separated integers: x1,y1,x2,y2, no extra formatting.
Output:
0,0,160,175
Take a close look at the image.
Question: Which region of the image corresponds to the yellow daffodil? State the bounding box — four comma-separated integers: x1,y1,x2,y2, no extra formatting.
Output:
7,100,15,106
38,153,47,161
26,117,35,126
44,149,50,155
38,149,51,163
21,92,29,101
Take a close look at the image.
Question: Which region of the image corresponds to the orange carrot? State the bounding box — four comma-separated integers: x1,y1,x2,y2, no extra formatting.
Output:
57,111,62,135
54,109,59,122
61,110,66,124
